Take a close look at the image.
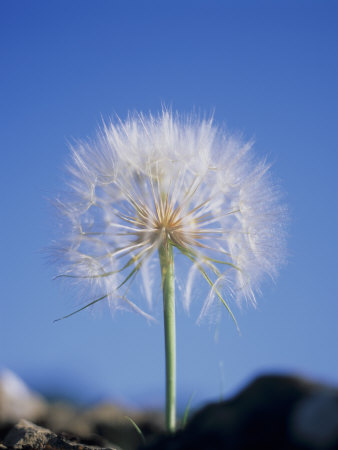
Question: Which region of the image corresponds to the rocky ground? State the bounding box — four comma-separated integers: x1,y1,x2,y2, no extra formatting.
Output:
1,370,338,449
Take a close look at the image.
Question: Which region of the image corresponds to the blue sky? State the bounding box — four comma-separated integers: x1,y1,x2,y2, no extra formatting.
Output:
1,0,337,411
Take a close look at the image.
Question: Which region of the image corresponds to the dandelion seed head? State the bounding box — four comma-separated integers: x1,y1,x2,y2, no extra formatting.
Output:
54,110,286,322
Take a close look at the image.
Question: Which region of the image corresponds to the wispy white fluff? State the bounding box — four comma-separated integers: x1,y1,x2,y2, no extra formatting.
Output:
53,110,286,323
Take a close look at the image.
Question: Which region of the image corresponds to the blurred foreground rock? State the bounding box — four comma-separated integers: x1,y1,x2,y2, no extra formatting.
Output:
1,371,338,449
143,374,338,450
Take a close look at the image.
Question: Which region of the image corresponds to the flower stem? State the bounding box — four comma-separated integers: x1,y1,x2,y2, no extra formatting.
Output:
159,241,176,433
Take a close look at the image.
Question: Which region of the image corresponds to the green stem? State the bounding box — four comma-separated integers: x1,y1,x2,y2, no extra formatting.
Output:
159,241,176,433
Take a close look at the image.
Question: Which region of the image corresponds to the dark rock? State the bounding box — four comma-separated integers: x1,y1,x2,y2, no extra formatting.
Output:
142,374,338,450
2,419,121,450
290,388,338,448
0,424,13,443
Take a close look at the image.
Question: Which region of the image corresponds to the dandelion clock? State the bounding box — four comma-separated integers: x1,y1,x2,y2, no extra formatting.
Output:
52,110,286,432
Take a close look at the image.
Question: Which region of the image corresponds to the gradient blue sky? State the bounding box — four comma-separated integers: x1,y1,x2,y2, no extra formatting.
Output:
1,1,337,411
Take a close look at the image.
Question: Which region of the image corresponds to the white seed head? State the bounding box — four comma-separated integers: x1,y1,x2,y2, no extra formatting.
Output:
53,110,287,323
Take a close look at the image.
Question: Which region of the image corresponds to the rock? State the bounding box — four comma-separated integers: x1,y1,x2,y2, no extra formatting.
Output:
2,419,121,449
4,370,336,449
3,419,55,449
290,388,338,448
81,403,164,450
40,401,92,437
0,370,47,424
38,401,163,450
142,374,338,450
0,369,164,450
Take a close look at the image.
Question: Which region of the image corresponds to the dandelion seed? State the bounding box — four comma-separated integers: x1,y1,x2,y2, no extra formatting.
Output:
52,109,287,432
